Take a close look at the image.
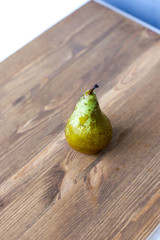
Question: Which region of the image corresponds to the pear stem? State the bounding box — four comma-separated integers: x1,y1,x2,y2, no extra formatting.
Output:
88,84,99,95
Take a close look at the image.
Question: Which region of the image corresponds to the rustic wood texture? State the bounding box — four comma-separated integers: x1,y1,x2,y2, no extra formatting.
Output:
0,1,160,239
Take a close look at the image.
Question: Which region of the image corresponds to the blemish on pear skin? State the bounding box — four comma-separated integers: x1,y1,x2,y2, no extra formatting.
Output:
79,114,89,125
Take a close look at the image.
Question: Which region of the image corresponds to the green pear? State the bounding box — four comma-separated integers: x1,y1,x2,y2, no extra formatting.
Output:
65,84,112,154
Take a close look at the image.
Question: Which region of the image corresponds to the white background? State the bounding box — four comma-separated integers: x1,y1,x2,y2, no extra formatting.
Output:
0,0,89,62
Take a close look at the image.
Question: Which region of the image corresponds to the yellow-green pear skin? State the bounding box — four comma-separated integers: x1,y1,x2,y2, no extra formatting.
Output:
65,84,112,154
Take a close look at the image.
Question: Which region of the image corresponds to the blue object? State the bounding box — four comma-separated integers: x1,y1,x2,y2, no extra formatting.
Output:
95,0,160,33
146,224,160,240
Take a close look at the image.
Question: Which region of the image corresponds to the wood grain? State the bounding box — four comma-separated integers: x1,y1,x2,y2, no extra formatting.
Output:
0,1,160,239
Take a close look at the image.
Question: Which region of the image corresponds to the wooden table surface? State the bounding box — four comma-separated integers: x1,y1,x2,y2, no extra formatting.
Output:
0,1,160,239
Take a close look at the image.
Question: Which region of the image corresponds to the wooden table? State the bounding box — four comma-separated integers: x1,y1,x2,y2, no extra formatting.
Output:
0,1,160,239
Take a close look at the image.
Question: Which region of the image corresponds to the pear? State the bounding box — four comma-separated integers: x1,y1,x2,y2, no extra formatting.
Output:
65,84,112,154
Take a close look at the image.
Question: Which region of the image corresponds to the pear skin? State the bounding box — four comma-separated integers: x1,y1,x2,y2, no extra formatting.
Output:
65,84,112,154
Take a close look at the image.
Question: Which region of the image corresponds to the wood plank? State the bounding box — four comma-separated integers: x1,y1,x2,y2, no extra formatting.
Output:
0,1,160,240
